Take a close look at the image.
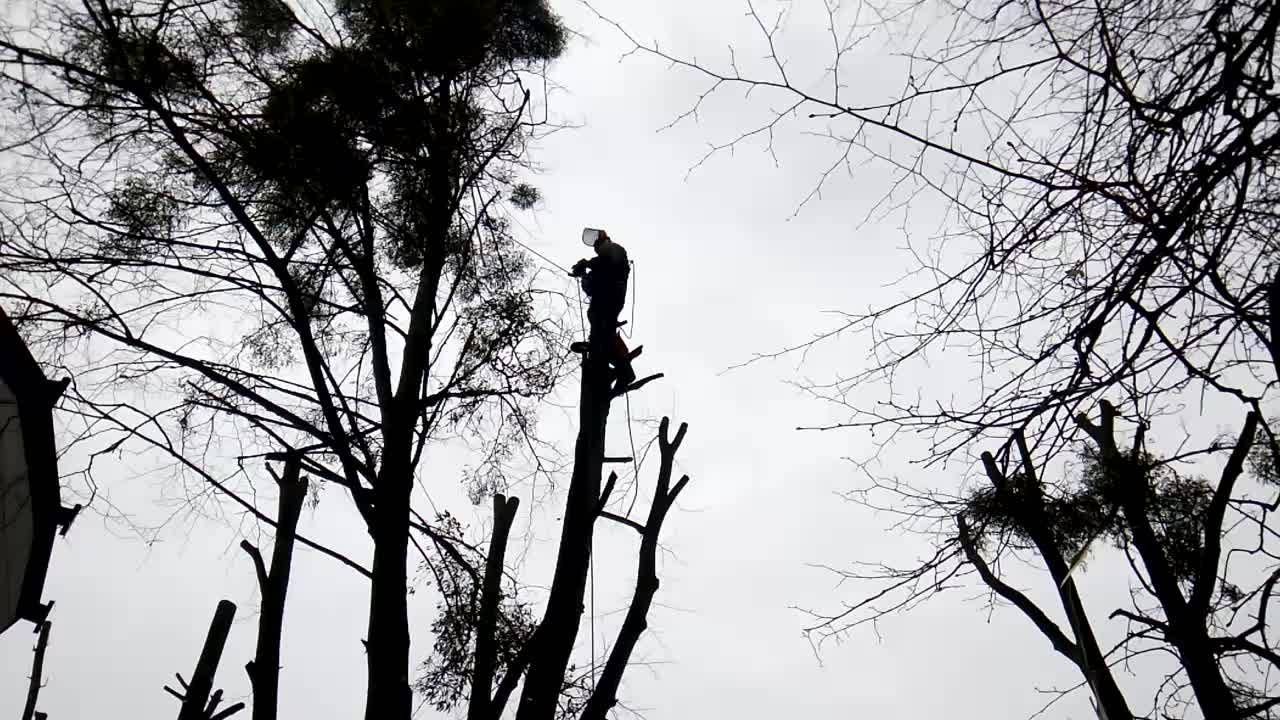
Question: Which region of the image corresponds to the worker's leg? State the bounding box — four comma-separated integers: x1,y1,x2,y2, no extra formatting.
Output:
586,296,622,345
581,294,637,392
611,333,636,391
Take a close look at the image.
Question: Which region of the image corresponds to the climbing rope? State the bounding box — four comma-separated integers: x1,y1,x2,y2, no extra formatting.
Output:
575,284,587,343
624,392,641,517
589,537,597,693
620,260,636,339
573,273,596,692
509,234,570,275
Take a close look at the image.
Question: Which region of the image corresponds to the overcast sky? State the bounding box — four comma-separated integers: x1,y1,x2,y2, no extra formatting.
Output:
0,1,1197,718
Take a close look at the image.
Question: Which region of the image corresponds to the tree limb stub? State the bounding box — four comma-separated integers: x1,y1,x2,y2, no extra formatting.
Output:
580,418,691,720
468,494,520,720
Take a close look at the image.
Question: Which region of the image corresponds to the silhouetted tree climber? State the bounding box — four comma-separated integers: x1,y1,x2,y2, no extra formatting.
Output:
570,229,636,393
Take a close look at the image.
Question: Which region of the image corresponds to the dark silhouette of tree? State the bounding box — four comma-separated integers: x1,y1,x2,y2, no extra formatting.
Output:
413,410,692,720
0,1,583,719
589,0,1280,715
810,402,1279,718
413,272,685,720
168,600,245,720
0,5,695,718
21,621,51,720
240,454,307,720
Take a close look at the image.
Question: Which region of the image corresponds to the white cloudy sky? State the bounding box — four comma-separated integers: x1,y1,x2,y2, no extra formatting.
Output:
0,0,1210,718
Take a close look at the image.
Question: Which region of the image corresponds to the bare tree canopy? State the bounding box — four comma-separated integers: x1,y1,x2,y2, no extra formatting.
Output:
596,0,1280,459
592,0,1280,716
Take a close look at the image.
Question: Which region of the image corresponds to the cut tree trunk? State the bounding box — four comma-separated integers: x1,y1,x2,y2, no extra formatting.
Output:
21,621,50,720
515,319,616,720
176,600,237,720
468,494,521,720
243,457,308,720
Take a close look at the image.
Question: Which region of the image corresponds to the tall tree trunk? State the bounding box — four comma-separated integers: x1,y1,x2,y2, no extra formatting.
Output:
364,72,453,719
516,323,615,720
1173,633,1238,719
243,458,307,720
364,251,441,720
365,464,413,720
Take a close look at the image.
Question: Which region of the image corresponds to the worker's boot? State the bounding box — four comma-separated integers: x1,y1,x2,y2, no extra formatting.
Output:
612,361,637,394
569,340,589,354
